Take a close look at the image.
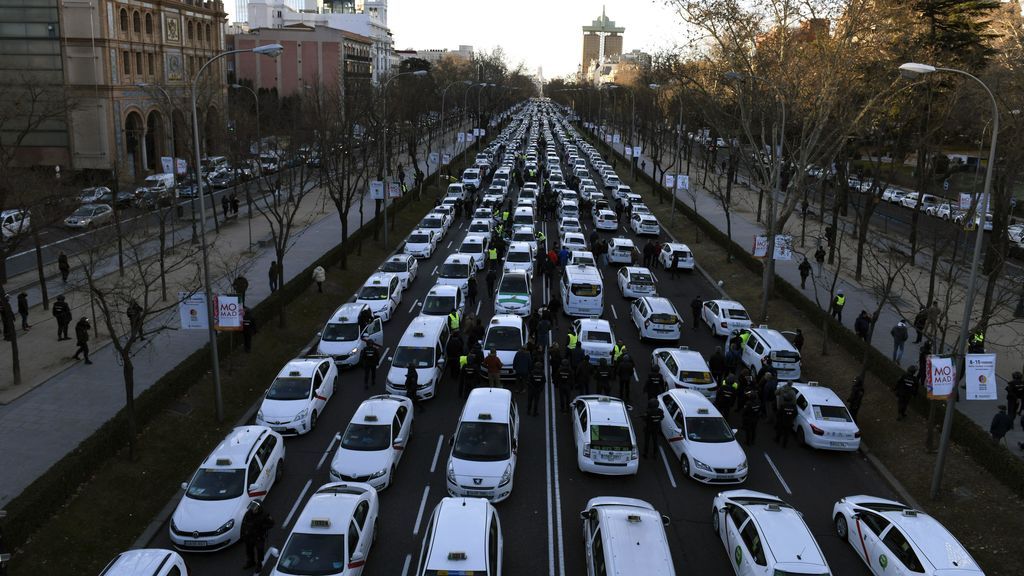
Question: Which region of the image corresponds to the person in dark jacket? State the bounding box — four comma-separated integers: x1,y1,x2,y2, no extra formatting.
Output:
642,399,664,458
233,275,249,305
616,353,635,401
740,389,761,446
716,373,739,417
58,251,71,283
595,358,613,395
991,405,1013,444
689,295,702,329
847,376,865,422
447,335,464,379
127,300,144,341
792,328,805,352
242,308,257,352
361,338,382,389
890,319,909,363
1007,372,1024,426
556,359,573,413
16,292,30,330
644,369,666,400
548,342,562,382
798,257,812,289
513,347,532,393
268,260,279,292
854,310,871,341
708,346,727,384
52,295,72,341
912,306,929,343
485,268,497,296
406,366,422,413
724,340,742,374
760,373,778,418
537,314,552,349
575,357,592,395
895,366,918,421
241,501,274,571
528,361,545,416
466,275,478,308
775,390,797,447
73,317,92,364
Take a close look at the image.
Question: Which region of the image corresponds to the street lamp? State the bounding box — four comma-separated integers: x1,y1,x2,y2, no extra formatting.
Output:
190,42,283,422
608,84,637,177
463,83,486,151
725,70,786,323
381,69,429,249
230,83,260,251
477,83,496,152
899,62,1000,499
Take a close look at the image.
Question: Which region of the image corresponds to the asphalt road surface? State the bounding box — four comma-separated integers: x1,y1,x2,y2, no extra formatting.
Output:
145,113,896,576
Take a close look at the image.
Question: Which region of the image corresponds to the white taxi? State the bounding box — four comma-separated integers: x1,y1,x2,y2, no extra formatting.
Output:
482,315,529,382
257,357,338,435
170,426,285,551
404,228,438,259
630,214,661,236
511,225,536,245
567,250,596,267
616,266,657,299
712,490,832,576
832,495,984,576
100,549,187,576
558,200,580,220
458,235,490,272
658,389,746,483
415,497,503,576
355,273,402,322
467,218,493,237
631,297,682,341
559,216,583,236
379,254,419,290
607,237,638,265
436,254,475,295
571,318,616,365
329,395,413,490
420,284,465,320
317,303,384,368
446,388,520,503
571,395,638,475
651,347,716,398
784,382,861,451
561,231,588,252
502,241,534,277
494,271,532,316
658,243,695,270
268,482,378,576
595,210,619,231
580,498,676,576
701,299,752,337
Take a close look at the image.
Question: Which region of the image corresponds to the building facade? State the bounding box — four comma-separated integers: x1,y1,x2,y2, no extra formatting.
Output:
395,45,473,66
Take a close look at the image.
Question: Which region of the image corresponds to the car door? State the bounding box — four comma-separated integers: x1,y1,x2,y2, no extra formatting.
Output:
310,370,325,414
851,510,891,574
703,301,719,328
315,362,332,403
877,524,923,575
246,453,266,499
617,268,628,292
793,393,810,434
573,400,588,455
390,277,402,306
737,519,768,576
363,317,384,346
721,504,750,567
254,433,280,493
393,404,410,463
347,511,367,573
664,355,680,389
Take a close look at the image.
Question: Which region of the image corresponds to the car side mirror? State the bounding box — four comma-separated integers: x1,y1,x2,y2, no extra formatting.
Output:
511,438,518,453
662,514,671,527
180,482,188,491
267,547,280,559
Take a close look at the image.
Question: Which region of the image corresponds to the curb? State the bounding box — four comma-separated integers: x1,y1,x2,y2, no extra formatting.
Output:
858,441,923,511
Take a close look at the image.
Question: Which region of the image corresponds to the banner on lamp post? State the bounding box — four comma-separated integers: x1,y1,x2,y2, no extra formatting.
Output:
369,180,384,200
965,353,997,400
161,156,174,174
178,292,208,330
441,153,451,166
624,146,633,157
613,134,621,144
677,175,689,190
926,355,956,399
457,132,466,143
387,181,402,198
214,295,243,332
428,152,439,165
664,173,676,189
751,235,794,260
959,193,972,211
604,134,612,143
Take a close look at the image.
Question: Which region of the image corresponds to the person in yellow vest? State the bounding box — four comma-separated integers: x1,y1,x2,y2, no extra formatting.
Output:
968,330,985,353
830,289,846,322
501,210,510,224
738,329,751,347
567,332,579,350
448,309,460,332
613,340,626,364
487,247,498,270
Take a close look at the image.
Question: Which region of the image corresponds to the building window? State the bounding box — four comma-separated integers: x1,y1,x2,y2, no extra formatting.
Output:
123,50,130,75
147,52,155,75
205,23,212,44
133,10,141,34
145,13,153,35
136,52,143,75
119,8,128,32
187,21,193,42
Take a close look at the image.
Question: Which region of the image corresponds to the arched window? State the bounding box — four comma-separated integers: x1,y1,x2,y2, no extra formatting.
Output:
132,10,141,34
119,8,128,32
205,23,212,44
145,13,153,35
186,20,193,41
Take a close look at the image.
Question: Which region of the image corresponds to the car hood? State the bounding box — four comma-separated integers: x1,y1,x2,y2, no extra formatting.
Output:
331,447,392,476
259,398,309,421
173,495,244,532
450,456,510,484
387,365,437,385
688,440,746,468
317,339,362,357
357,298,390,312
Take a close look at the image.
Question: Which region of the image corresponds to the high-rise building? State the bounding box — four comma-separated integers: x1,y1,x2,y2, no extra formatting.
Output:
581,6,624,79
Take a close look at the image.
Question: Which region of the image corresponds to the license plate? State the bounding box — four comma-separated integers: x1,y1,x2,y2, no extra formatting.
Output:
184,540,207,547
601,453,622,462
464,489,490,496
829,441,847,447
271,426,287,432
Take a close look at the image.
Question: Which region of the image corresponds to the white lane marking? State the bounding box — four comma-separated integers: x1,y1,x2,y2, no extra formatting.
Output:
633,369,639,382
408,298,420,313
475,300,482,315
430,434,444,473
652,272,660,283
610,305,618,320
284,479,313,528
446,240,453,248
377,347,390,368
413,485,431,535
598,267,604,279
544,350,556,576
658,446,678,488
401,554,412,576
431,265,439,276
764,453,793,495
316,434,340,471
550,357,566,575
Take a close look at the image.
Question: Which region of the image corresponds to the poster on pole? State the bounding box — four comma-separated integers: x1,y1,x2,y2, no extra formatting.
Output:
176,158,187,175
161,156,174,174
480,128,487,137
387,181,402,198
604,134,612,143
751,235,794,260
178,292,208,330
428,152,439,165
457,132,466,143
624,146,633,158
676,175,689,190
441,152,452,166
466,132,475,143
926,355,956,399
959,193,973,210
965,353,997,400
613,134,621,144
214,295,243,332
664,173,676,189
370,180,385,200
633,146,643,157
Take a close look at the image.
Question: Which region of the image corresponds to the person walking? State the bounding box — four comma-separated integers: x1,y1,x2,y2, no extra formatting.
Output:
830,289,846,322
642,399,664,459
740,389,760,446
16,292,30,331
52,295,72,341
847,376,865,422
708,346,727,384
58,251,71,283
241,501,274,571
895,366,918,421
268,260,279,292
575,357,592,395
854,310,871,341
406,366,423,413
232,275,249,305
221,195,231,220
689,295,702,330
466,275,478,309
991,405,1013,445
670,252,682,278
617,352,635,401
537,314,552,349
483,348,503,388
485,268,497,297
814,245,826,275
361,338,382,389
242,308,257,352
798,257,812,289
126,300,144,341
73,317,92,364
912,305,928,343
644,369,666,400
890,319,909,362
447,335,464,380
792,328,805,352
312,265,326,293
528,361,545,416
557,359,573,413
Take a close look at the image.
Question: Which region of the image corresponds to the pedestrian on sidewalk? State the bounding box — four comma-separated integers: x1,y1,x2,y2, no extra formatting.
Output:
230,193,240,216
58,251,70,283
641,160,647,173
890,320,909,362
968,329,985,354
52,295,72,341
799,257,812,289
895,366,918,421
127,300,144,341
1008,372,1024,426
73,317,92,364
690,295,702,330
912,306,928,343
990,406,1012,445
268,261,279,292
854,310,871,341
242,307,257,352
221,195,230,219
926,300,941,336
232,275,249,305
3,294,16,340
814,245,825,275
847,376,865,422
830,289,846,322
312,266,326,293
17,292,30,331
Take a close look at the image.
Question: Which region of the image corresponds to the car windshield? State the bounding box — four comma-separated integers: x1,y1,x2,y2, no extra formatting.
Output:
589,425,632,450
393,346,434,368
460,242,484,254
469,223,490,233
629,273,654,284
583,330,612,343
483,326,522,350
453,421,510,461
724,308,749,320
267,377,312,401
186,468,245,501
422,295,455,315
357,285,390,300
380,261,407,273
813,405,853,422
685,417,735,443
499,275,528,294
421,218,443,229
321,322,360,342
275,533,346,576
71,207,94,217
340,423,391,451
408,233,431,244
507,251,531,263
439,262,469,278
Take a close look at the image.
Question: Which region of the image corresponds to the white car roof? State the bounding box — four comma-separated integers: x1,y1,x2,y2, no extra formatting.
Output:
201,426,271,469
621,266,651,276
563,232,585,241
610,237,635,248
508,241,532,252
426,284,460,298
425,498,493,572
488,314,523,330
664,242,690,251
327,303,368,324
853,498,980,571
790,383,844,404
443,254,473,265
579,395,630,426
658,347,711,372
584,498,672,575
577,318,612,333
101,549,183,576
292,483,372,537
362,272,398,288
663,388,718,413
642,297,679,315
398,316,447,345
637,214,659,222
462,387,513,424
352,394,407,423
709,299,745,310
276,357,325,379
750,327,797,351
564,264,602,282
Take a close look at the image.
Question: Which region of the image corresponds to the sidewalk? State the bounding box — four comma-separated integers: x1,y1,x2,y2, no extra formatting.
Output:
0,122,478,507
595,129,1024,457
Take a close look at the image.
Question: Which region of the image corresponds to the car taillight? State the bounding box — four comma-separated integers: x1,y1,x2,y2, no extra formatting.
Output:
854,431,861,438
583,443,591,458
810,424,825,436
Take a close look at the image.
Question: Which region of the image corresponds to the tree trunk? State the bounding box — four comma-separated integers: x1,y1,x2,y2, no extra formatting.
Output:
1,280,21,384
276,246,287,328
159,211,168,302
122,353,137,461
854,197,878,281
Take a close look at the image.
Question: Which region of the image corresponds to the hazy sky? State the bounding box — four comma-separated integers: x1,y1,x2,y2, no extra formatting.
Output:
388,0,684,79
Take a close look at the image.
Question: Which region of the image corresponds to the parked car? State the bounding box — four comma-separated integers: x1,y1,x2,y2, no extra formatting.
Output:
64,204,113,229
79,186,110,204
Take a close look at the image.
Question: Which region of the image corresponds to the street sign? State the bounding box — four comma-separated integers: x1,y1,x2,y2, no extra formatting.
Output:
441,152,452,165
613,134,621,144
625,146,633,157
677,175,689,190
480,128,487,137
959,193,972,210
178,292,208,330
428,152,439,165
370,180,385,200
633,147,642,157
664,173,676,189
965,353,997,400
943,179,950,191
214,295,242,332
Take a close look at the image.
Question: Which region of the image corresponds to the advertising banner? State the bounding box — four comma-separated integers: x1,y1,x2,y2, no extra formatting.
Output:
677,175,689,190
926,355,956,399
178,292,207,330
214,295,242,332
370,181,384,200
965,353,997,400
664,174,676,189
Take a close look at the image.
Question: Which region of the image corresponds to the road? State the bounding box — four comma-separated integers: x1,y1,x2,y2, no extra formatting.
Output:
145,108,896,575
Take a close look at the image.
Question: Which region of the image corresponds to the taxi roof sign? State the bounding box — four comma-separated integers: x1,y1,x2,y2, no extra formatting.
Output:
310,518,331,528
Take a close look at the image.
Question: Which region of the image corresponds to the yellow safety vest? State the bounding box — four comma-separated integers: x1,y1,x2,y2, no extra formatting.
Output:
537,231,546,241
613,345,625,361
739,332,751,346
835,295,846,307
459,355,468,368
502,211,509,221
971,332,984,344
448,313,460,330
567,333,578,349
488,248,498,261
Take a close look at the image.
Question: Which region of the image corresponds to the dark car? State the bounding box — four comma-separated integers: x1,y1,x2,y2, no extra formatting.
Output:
98,190,135,209
209,172,236,189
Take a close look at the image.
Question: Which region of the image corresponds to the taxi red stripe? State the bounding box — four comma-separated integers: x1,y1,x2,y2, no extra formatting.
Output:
667,436,684,443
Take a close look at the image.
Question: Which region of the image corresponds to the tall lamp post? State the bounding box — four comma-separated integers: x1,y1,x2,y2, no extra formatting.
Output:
725,71,785,323
229,83,260,251
898,62,999,499
462,82,485,153
381,69,429,249
190,43,283,422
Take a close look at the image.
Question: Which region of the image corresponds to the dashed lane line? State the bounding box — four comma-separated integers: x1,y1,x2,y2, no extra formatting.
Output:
413,485,430,535
284,479,313,528
764,452,793,495
430,434,444,473
658,446,678,489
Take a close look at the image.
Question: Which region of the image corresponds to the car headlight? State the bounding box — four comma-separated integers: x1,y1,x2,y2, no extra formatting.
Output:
370,467,389,479
693,458,713,472
447,463,456,484
738,459,748,471
293,408,309,422
499,464,513,486
351,346,361,355
330,465,343,478
214,518,235,535
257,410,264,422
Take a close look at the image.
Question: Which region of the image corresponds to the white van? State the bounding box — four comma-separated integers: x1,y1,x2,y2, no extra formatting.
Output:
560,265,604,318
436,254,476,295
580,498,675,576
386,315,450,400
512,207,535,227
0,209,30,240
446,388,520,502
416,497,503,576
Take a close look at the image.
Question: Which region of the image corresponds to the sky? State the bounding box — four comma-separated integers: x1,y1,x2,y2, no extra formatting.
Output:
387,0,685,79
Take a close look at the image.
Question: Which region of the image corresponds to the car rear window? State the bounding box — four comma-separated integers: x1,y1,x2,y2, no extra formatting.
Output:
570,283,601,297
651,313,678,325
813,405,852,422
589,425,632,450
